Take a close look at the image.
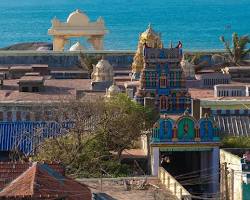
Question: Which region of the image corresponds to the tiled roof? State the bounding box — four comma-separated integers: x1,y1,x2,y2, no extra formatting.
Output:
0,162,91,200
214,115,250,136
0,162,65,191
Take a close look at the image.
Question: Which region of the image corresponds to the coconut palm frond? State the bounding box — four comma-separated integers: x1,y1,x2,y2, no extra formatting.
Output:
220,32,250,65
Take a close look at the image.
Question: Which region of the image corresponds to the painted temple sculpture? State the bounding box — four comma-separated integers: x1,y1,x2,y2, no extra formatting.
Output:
152,113,220,143
48,9,108,51
134,44,191,114
131,25,163,80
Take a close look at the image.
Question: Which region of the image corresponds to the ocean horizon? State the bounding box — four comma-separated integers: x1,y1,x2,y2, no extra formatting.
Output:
0,0,249,50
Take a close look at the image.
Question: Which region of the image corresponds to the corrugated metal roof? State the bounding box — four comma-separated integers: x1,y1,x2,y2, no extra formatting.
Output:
213,116,250,136
0,121,73,155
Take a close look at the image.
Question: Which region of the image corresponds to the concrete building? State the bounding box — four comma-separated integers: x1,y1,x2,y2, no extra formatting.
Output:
195,72,231,89
214,84,249,97
220,149,250,200
222,66,250,82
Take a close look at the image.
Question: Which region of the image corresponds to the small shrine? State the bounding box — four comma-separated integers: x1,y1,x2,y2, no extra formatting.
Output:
134,45,191,114
131,25,163,80
91,58,114,91
105,83,121,98
48,9,108,51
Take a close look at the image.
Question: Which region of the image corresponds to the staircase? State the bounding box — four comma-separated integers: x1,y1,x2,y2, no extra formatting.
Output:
158,167,192,200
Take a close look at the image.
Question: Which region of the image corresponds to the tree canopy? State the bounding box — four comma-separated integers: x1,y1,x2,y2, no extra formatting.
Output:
220,32,250,65
34,94,157,177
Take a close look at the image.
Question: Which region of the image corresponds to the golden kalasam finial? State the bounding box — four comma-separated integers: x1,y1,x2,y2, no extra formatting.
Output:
131,25,163,76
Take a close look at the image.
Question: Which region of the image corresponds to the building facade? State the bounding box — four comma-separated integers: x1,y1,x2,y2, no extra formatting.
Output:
135,46,191,114
150,113,220,195
214,84,249,97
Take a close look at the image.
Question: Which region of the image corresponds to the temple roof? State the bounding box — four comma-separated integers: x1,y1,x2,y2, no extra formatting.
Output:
0,162,92,200
140,24,161,42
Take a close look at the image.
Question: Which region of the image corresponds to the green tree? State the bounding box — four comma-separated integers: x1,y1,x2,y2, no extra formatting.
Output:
34,94,156,177
99,93,157,161
220,33,250,65
222,136,250,148
78,53,100,75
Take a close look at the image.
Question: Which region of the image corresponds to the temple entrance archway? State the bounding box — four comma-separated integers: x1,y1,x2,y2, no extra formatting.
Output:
48,9,108,51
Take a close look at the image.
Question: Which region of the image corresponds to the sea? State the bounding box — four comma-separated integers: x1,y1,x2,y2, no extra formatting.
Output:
0,0,249,50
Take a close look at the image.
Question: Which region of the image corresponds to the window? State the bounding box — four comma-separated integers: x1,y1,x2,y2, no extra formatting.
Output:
151,73,157,87
145,72,150,87
21,87,29,92
32,87,39,92
16,111,22,121
160,74,166,88
7,111,12,122
0,112,3,121
160,96,167,110
25,112,31,121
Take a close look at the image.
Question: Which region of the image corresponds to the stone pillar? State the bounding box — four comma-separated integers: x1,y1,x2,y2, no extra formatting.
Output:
3,111,7,121
88,36,104,50
211,147,220,194
53,36,66,51
12,110,16,122
151,147,159,176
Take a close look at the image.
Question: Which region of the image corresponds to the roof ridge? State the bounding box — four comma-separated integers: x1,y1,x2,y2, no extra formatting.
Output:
0,162,34,196
30,162,38,196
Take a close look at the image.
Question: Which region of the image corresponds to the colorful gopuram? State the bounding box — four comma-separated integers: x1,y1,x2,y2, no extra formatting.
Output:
131,24,163,80
134,45,191,114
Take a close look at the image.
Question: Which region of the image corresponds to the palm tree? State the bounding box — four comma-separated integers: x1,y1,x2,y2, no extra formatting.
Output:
220,32,250,65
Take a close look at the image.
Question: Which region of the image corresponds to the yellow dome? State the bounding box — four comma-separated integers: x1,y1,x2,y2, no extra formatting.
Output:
140,24,162,46
131,24,163,77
